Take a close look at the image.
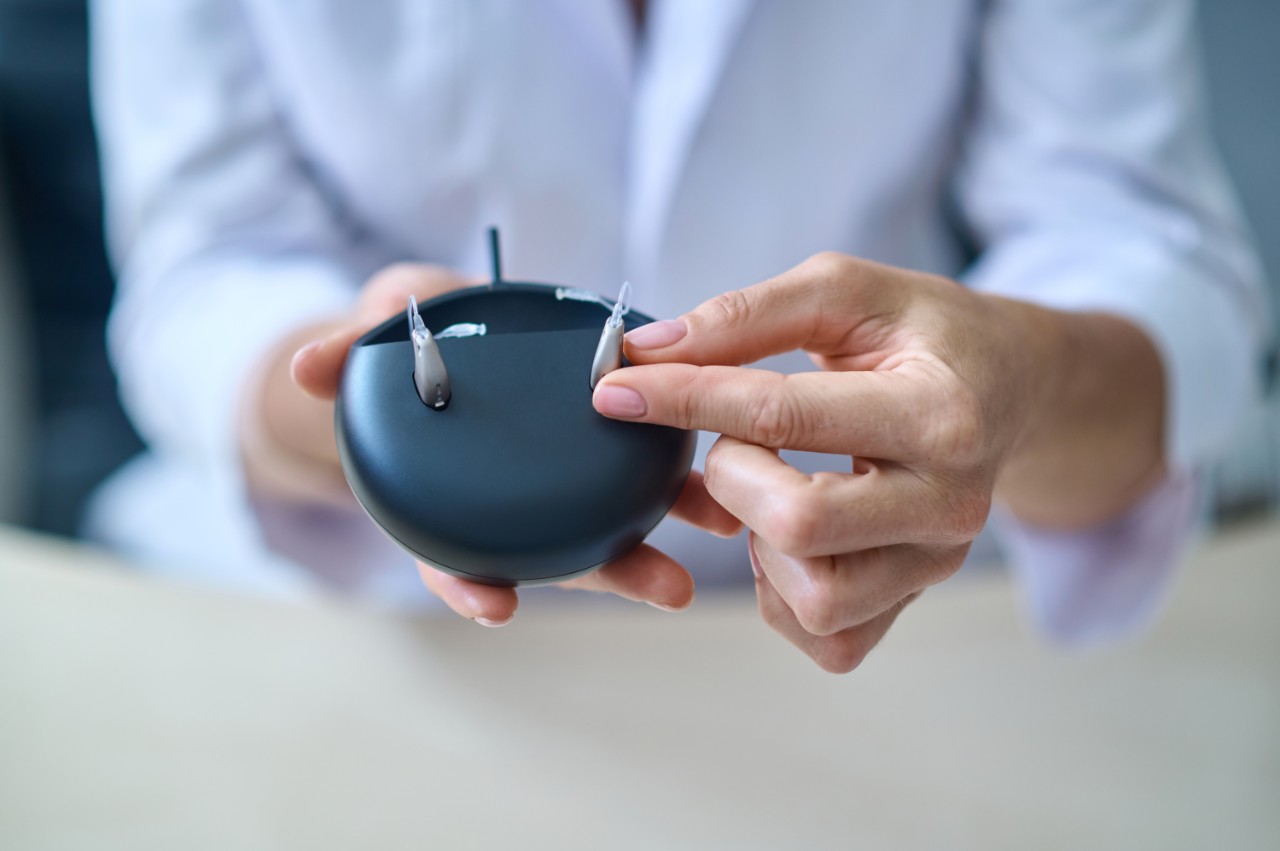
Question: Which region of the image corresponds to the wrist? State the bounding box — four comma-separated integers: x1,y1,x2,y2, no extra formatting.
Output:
986,297,1167,528
980,293,1071,470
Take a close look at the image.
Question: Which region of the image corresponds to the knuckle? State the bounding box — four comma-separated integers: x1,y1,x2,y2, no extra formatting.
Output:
701,288,756,331
750,394,793,447
801,251,854,281
813,635,872,674
748,382,806,448
671,370,703,430
792,586,841,637
921,379,986,467
761,493,824,557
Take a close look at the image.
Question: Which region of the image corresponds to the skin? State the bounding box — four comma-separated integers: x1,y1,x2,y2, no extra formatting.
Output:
594,253,1166,672
243,263,742,626
245,252,1165,669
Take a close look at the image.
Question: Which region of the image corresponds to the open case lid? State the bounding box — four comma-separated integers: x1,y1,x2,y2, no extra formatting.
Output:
335,231,696,586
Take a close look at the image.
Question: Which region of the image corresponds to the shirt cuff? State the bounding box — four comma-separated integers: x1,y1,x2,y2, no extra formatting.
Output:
966,235,1262,470
991,468,1200,645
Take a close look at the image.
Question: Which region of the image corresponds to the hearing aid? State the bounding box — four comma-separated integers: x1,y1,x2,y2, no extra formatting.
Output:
335,229,696,586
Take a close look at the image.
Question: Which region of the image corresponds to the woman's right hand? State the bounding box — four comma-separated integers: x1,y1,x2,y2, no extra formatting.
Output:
241,262,741,625
241,263,479,506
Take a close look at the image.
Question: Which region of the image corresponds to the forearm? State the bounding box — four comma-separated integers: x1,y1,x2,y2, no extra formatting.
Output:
993,297,1168,530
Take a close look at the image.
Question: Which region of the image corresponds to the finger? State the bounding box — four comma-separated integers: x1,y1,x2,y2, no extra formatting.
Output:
703,438,989,556
417,562,519,626
292,265,480,400
291,323,370,400
594,363,936,460
752,534,966,636
623,252,909,367
356,262,481,323
668,469,743,538
751,539,917,674
560,544,695,611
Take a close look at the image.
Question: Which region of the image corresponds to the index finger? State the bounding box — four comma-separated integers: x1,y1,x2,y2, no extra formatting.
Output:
623,252,910,368
594,362,934,460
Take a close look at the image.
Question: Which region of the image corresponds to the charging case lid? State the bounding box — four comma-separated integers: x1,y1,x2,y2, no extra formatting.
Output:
336,282,696,586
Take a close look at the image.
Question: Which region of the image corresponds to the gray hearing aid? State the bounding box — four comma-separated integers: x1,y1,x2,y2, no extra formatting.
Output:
408,295,449,409
408,295,488,409
335,229,695,586
589,281,631,389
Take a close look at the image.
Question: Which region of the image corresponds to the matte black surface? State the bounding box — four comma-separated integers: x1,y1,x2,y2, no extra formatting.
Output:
336,283,696,585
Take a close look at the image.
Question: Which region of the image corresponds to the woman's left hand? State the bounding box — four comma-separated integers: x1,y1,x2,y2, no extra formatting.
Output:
593,252,1166,672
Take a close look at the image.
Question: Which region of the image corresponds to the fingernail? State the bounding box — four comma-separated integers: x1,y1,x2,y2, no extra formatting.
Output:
749,544,762,580
647,601,687,613
289,340,326,384
474,616,512,628
594,384,647,418
626,319,687,350
294,339,325,362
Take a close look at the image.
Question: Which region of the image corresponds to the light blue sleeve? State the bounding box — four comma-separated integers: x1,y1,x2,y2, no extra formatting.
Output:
954,0,1268,641
89,0,388,582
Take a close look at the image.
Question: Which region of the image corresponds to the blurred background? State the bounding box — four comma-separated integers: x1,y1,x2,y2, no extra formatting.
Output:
0,0,1276,539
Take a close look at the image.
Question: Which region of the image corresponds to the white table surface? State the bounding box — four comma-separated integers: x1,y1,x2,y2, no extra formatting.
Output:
1,521,1277,850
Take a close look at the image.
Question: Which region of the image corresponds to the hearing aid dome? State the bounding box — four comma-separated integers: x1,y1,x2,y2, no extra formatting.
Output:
334,230,697,586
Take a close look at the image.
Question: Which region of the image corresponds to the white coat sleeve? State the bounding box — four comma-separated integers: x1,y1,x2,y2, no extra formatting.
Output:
954,0,1269,642
90,1,377,540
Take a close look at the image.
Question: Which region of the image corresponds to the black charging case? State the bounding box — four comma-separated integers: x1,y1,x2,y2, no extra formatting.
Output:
335,237,696,587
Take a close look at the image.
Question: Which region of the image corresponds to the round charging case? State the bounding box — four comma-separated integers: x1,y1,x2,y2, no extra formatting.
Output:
335,278,696,586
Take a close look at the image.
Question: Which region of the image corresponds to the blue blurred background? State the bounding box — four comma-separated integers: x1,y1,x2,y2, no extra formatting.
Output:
0,0,1275,537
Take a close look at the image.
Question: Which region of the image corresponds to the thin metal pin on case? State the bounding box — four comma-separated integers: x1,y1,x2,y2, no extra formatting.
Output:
589,281,632,389
409,295,450,409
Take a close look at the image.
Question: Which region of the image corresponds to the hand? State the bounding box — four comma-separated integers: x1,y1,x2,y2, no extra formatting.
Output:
247,263,741,626
412,470,740,627
592,253,1166,672
242,263,478,505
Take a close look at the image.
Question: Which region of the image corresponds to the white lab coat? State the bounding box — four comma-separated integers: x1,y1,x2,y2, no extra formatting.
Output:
88,0,1266,642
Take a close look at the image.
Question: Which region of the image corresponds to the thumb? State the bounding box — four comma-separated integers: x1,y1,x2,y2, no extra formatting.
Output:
290,322,368,401
292,263,481,400
623,252,902,367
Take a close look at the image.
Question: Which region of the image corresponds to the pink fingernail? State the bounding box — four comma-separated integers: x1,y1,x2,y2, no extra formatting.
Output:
474,616,512,628
748,543,762,580
626,319,687,350
594,384,647,418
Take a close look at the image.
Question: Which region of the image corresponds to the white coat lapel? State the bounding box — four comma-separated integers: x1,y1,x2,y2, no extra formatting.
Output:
626,0,757,285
